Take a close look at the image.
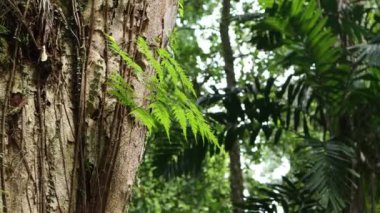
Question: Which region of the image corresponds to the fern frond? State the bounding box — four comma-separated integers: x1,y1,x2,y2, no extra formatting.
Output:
174,89,189,104
107,35,219,147
172,104,188,139
178,0,184,17
173,60,196,97
186,111,199,140
205,128,218,146
150,102,171,139
137,37,164,82
105,34,144,79
199,121,218,146
131,108,156,133
158,48,196,96
188,102,204,118
108,73,136,107
161,58,179,85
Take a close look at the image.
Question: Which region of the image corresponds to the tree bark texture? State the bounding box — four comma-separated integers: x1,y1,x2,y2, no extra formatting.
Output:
220,0,244,212
0,0,177,212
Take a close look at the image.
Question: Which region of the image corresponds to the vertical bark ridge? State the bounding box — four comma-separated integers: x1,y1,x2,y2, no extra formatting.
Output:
0,36,19,213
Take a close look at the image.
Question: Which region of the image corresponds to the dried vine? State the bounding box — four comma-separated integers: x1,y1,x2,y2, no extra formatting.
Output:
0,29,19,213
67,0,88,211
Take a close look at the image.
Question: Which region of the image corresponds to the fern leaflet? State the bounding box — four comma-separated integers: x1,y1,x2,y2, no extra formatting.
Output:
107,35,219,147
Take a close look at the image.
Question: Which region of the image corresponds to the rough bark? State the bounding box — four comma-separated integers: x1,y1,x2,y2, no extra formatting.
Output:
220,0,244,212
0,0,177,212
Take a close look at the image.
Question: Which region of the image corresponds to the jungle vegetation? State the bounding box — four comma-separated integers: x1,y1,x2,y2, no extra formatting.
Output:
130,0,380,212
1,0,380,212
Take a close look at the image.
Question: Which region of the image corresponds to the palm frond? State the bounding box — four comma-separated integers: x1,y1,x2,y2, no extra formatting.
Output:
243,176,325,213
301,138,357,212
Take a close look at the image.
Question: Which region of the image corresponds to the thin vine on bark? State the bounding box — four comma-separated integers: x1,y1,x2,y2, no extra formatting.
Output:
0,0,178,212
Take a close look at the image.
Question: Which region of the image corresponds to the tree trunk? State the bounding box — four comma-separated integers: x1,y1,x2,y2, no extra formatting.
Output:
335,0,367,212
220,0,244,212
0,0,177,212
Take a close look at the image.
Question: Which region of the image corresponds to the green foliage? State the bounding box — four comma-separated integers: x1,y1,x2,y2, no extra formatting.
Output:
253,0,342,77
301,138,357,211
106,35,218,146
0,24,8,34
106,35,143,78
247,0,380,211
180,0,219,24
178,0,184,17
111,0,380,211
129,153,231,212
352,42,380,68
244,176,325,212
244,0,380,212
108,73,136,108
258,0,274,8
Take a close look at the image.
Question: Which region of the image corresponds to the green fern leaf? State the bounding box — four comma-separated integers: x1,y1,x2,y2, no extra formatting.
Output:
105,34,144,79
137,37,164,82
158,48,196,96
188,103,204,118
174,89,189,104
131,108,156,133
150,102,171,139
107,35,219,147
108,73,136,107
200,123,218,146
178,0,184,17
172,104,188,139
161,58,179,85
186,111,199,140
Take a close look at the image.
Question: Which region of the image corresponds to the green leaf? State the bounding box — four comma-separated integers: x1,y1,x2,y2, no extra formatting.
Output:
150,102,171,139
158,48,196,96
107,35,219,148
105,34,144,78
186,111,199,139
131,108,156,133
108,73,136,107
137,37,164,81
172,104,188,139
290,0,303,16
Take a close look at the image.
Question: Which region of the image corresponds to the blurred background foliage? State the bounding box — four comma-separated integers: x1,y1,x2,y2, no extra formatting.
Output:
129,0,380,212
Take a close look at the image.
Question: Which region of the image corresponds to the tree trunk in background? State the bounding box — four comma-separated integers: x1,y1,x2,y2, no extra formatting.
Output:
335,0,366,212
220,0,244,212
0,0,177,212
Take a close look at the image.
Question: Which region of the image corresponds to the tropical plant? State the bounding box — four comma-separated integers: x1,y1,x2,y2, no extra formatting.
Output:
243,176,325,213
127,0,380,212
244,0,380,211
107,35,218,146
130,149,231,212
